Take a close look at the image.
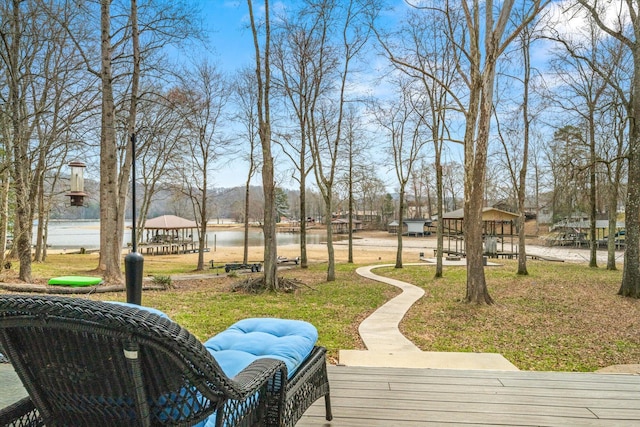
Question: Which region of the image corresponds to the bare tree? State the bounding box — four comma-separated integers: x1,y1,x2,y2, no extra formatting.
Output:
172,61,231,271
133,89,185,245
560,1,640,297
350,167,386,229
247,0,279,290
95,0,123,282
454,0,547,304
233,69,261,265
408,10,458,278
550,126,590,221
514,17,536,275
0,1,87,279
372,0,546,300
308,0,369,281
0,104,10,266
442,161,463,211
371,79,427,268
547,15,614,269
1,0,34,280
342,107,369,263
494,13,546,275
0,0,95,265
602,97,628,270
47,0,203,283
271,3,329,269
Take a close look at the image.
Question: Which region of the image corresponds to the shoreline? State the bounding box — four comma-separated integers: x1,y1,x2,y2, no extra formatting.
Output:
37,230,625,266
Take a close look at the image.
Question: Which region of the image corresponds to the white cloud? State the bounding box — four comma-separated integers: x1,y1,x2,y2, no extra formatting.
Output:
543,0,631,42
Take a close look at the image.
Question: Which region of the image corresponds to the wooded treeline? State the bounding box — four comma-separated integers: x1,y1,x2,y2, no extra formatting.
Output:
1,0,639,300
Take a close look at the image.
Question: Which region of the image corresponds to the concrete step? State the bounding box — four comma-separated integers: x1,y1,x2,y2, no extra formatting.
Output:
339,350,519,371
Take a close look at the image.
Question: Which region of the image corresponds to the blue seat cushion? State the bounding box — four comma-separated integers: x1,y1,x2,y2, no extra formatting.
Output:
203,318,318,379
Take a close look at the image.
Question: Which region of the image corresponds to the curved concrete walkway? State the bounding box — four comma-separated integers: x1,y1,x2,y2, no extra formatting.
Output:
355,264,424,352
339,263,519,370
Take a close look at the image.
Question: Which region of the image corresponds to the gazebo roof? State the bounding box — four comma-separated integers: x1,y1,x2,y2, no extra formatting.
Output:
144,215,197,230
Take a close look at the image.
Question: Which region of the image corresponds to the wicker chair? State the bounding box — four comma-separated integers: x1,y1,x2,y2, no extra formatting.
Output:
0,295,331,427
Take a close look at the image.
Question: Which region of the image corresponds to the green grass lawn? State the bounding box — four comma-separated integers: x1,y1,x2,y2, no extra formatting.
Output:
3,254,639,371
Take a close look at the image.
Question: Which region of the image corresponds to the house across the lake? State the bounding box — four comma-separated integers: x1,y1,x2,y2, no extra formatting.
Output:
387,219,433,236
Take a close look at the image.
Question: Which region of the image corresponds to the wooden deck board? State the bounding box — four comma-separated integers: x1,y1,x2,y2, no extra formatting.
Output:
326,388,640,411
297,365,640,426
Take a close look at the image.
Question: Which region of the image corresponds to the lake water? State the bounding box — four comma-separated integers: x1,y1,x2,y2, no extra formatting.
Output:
37,221,326,249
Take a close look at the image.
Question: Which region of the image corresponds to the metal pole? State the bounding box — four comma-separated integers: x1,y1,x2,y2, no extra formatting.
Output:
131,133,137,252
125,133,144,304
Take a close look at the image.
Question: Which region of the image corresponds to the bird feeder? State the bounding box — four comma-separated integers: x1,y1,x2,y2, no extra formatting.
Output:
66,161,87,207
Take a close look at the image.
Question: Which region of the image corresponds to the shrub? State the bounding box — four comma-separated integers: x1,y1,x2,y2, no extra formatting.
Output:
151,275,173,289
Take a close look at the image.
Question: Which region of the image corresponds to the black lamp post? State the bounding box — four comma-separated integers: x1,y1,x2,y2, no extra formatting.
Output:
125,133,144,304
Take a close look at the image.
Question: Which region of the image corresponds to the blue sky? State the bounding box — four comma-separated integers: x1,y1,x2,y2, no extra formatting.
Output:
198,1,258,187
203,1,255,73
196,1,388,189
192,1,568,190
195,1,401,189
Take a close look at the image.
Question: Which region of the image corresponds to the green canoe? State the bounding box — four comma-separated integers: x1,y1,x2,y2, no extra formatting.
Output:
48,276,103,287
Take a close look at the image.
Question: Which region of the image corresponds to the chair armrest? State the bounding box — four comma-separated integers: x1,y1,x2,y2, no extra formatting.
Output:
0,397,43,426
231,358,288,398
213,358,288,427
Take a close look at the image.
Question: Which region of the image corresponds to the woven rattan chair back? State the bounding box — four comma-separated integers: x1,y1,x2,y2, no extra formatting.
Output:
0,295,281,427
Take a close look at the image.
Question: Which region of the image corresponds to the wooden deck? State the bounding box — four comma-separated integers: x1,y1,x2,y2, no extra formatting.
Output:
3,363,639,425
298,365,640,426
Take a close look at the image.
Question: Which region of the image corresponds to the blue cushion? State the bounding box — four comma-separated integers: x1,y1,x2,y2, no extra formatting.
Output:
196,318,318,427
203,318,318,379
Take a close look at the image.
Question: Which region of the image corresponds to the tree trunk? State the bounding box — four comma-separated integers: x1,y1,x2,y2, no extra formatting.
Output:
0,167,10,266
248,0,278,291
98,0,123,284
517,30,531,275
263,151,278,289
516,149,529,276
464,192,493,304
463,60,495,305
243,180,251,265
9,0,31,282
435,162,444,278
348,155,354,264
324,199,335,281
619,58,640,297
607,122,625,270
0,103,9,265
620,145,640,297
606,204,618,270
299,139,308,269
197,205,207,271
588,106,598,268
395,188,404,269
34,170,46,262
